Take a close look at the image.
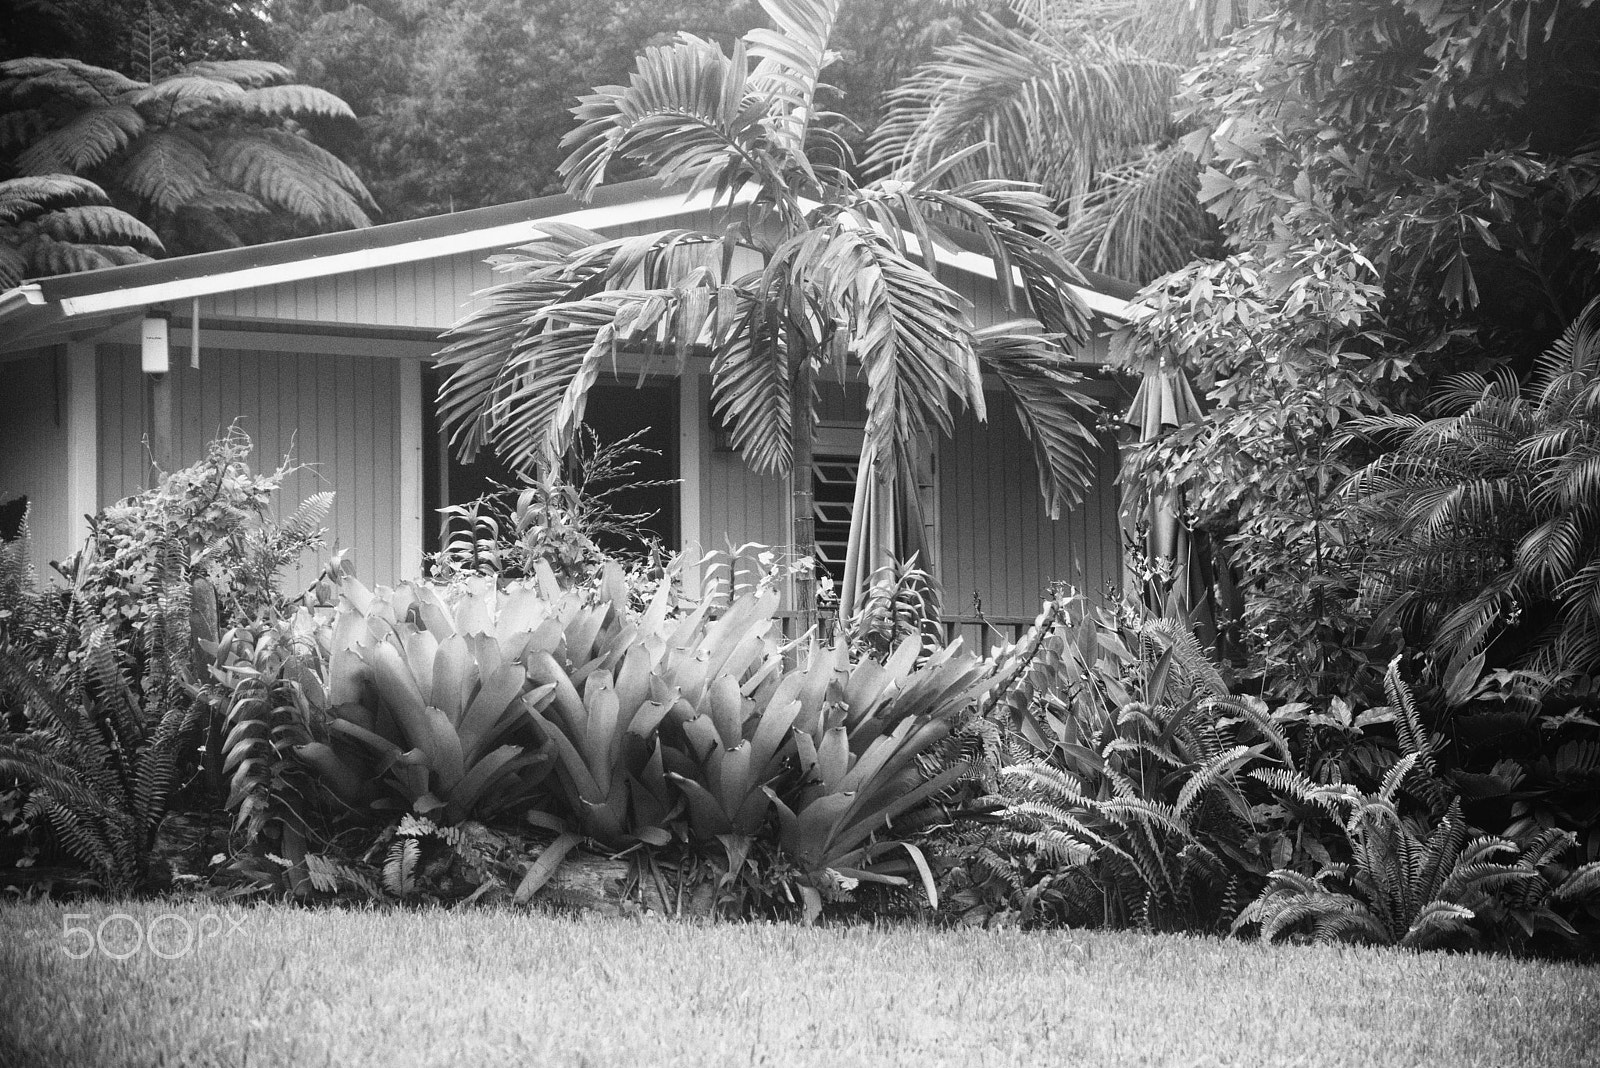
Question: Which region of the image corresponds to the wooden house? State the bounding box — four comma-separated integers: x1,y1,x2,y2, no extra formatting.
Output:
0,178,1140,642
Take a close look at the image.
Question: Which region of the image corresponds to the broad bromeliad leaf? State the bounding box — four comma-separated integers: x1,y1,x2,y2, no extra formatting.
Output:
299,572,566,823
763,633,994,896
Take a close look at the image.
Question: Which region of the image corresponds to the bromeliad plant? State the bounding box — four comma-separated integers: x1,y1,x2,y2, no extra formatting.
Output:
763,633,994,919
300,573,559,825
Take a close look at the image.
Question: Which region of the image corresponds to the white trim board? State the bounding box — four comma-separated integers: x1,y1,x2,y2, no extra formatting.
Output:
55,189,755,318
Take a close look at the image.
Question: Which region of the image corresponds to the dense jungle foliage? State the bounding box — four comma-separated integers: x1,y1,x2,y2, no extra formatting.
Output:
2,0,1599,958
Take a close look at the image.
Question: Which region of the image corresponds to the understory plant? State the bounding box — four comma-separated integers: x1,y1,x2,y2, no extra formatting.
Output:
284,556,997,918
1236,757,1583,949
950,593,1289,930
1241,663,1600,951
0,539,205,893
1345,294,1600,680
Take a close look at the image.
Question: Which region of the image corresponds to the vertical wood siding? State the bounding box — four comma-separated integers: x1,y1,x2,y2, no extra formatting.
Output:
937,392,1122,633
0,352,70,563
695,373,790,562
97,345,406,589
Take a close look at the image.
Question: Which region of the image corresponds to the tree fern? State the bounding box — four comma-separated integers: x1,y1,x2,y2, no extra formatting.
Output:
1,54,372,261
0,174,160,287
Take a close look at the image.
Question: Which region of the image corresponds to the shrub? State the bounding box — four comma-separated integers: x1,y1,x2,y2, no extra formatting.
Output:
953,594,1289,930
0,539,204,893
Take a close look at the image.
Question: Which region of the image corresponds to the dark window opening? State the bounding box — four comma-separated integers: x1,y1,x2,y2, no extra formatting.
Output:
422,368,678,565
812,454,859,592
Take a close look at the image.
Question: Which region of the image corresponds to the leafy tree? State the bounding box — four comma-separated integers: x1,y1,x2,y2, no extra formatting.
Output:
1117,240,1409,699
1185,0,1600,375
270,0,991,222
0,0,277,71
0,54,374,257
434,0,1103,630
1112,0,1600,688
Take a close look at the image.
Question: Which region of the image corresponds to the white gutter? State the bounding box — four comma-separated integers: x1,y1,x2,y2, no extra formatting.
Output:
54,188,758,318
0,283,45,315
38,184,1144,323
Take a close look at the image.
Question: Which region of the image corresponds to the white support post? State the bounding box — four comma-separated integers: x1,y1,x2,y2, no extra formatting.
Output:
677,370,704,597
63,341,97,551
399,358,424,580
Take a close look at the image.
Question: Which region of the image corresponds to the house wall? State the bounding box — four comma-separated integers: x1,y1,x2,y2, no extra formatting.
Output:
937,393,1123,647
0,351,70,565
684,364,1124,638
96,344,411,590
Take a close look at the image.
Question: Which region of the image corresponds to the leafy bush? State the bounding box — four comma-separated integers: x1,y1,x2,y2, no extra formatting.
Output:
1346,295,1600,679
1237,759,1571,949
431,427,674,589
1242,664,1600,952
0,540,204,893
69,428,331,641
952,594,1288,930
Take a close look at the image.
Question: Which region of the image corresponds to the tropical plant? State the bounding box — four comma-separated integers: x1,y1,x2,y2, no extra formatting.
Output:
434,0,1104,633
209,604,332,893
960,592,1289,929
0,172,161,286
871,0,1239,283
299,574,556,826
838,554,943,663
1345,294,1600,679
431,426,675,588
758,629,994,919
1237,759,1548,949
73,430,329,621
1114,240,1410,701
0,539,204,893
0,52,373,257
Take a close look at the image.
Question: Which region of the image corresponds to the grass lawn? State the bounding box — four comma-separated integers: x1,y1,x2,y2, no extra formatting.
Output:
1,900,1596,1067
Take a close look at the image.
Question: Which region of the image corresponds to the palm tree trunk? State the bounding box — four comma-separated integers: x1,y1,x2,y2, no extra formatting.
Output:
791,355,816,639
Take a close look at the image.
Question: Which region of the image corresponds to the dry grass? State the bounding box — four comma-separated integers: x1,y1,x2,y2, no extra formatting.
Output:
1,899,1596,1067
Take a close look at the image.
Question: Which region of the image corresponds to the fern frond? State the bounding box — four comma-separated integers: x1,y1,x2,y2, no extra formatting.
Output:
13,104,143,174
384,836,420,897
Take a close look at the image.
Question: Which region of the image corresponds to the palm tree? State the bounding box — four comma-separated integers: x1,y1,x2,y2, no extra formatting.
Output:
435,0,1104,633
870,0,1243,284
1345,295,1600,679
0,55,373,255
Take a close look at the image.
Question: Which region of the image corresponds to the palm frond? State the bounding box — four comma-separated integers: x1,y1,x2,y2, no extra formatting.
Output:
976,328,1100,517
233,84,357,122
0,57,141,106
37,205,162,250
561,35,772,202
871,16,1178,204
1062,143,1215,283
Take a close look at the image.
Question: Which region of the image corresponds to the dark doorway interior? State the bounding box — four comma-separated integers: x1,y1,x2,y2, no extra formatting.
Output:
422,368,679,560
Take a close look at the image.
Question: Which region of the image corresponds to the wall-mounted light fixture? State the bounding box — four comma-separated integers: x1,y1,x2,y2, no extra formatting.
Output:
140,308,170,375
